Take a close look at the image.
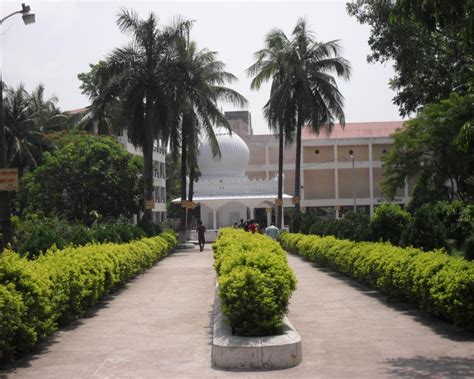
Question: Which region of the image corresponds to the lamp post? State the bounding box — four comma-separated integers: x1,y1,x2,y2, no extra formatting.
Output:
349,150,356,212
0,4,35,249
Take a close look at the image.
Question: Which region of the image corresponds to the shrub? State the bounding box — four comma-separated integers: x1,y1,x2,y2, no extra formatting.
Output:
435,201,471,248
402,204,448,251
308,218,337,237
370,203,411,245
280,233,474,332
11,215,147,259
137,218,162,237
300,213,318,234
334,211,371,241
0,232,176,362
213,228,296,336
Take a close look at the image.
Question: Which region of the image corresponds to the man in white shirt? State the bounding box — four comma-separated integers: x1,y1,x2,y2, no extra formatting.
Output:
265,222,280,240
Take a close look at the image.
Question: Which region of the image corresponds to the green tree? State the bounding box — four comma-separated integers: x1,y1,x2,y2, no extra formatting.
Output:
370,203,411,245
3,83,66,175
248,18,351,231
402,204,448,252
382,93,474,203
248,27,296,229
18,134,143,225
80,9,189,222
167,27,247,234
346,0,472,116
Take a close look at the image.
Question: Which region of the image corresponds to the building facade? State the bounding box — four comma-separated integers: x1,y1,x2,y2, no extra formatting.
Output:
117,130,167,223
226,111,411,218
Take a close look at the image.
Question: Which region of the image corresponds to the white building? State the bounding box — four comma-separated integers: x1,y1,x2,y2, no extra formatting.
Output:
116,130,167,223
190,128,291,230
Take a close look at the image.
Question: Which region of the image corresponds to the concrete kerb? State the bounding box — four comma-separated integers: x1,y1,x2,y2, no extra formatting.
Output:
211,284,302,371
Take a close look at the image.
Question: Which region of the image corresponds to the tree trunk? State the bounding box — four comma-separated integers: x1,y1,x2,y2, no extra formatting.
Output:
142,97,154,222
179,132,187,234
293,118,303,232
276,123,284,229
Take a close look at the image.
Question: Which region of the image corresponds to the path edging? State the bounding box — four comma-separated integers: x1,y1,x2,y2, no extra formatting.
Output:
211,284,302,370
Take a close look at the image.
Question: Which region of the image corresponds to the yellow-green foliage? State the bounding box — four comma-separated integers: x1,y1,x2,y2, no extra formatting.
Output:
280,232,474,331
0,232,177,362
213,228,296,336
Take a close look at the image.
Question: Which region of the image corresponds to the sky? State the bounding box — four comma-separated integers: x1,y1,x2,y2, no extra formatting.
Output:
1,0,404,135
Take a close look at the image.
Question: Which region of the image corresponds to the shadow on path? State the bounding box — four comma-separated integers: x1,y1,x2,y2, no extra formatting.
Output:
382,356,474,378
289,252,474,342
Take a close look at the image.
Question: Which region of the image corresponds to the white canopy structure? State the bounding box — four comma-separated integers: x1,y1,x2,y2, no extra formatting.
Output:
173,128,291,230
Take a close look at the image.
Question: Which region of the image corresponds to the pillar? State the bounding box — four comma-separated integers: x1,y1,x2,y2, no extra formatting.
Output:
250,207,255,220
213,210,217,230
369,142,374,217
266,208,272,227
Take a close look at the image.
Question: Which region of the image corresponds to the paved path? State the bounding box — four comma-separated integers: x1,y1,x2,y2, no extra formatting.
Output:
1,246,473,378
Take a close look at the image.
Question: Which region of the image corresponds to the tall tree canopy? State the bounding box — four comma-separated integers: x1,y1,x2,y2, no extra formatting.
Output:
347,0,473,116
382,92,474,205
167,25,247,233
2,83,67,175
79,9,189,221
248,18,351,231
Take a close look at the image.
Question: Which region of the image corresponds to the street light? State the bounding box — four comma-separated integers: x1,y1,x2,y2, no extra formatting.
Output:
0,4,35,249
0,4,35,25
349,150,356,212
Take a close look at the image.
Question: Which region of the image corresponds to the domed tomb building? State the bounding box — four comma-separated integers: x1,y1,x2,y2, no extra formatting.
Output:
190,128,290,230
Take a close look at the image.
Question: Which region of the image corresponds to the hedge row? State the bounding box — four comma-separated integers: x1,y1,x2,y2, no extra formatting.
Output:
0,231,177,362
213,228,296,336
280,233,474,331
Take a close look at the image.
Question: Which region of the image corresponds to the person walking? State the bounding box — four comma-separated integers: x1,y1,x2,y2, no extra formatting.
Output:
196,221,206,252
265,222,280,240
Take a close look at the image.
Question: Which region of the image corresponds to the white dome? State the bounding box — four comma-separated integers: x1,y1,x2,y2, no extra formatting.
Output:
197,128,250,177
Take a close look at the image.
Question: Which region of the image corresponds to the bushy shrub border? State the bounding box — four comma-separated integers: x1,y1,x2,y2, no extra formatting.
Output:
0,231,177,362
213,228,296,337
280,232,474,332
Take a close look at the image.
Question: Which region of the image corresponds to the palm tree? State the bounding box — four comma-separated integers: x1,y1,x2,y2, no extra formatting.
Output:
249,19,351,231
168,30,247,235
248,28,296,229
87,9,191,221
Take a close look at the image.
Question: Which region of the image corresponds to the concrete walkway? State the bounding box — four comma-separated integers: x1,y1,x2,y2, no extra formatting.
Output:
1,246,473,378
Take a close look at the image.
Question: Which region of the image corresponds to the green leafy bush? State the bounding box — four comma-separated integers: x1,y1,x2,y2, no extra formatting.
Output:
0,232,176,362
213,228,296,336
18,134,144,225
137,218,162,237
11,215,147,259
370,204,411,245
280,233,474,332
435,201,472,248
402,204,448,251
307,211,370,242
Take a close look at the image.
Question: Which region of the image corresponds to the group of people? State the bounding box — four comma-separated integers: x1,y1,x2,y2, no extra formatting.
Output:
235,219,280,240
195,217,281,253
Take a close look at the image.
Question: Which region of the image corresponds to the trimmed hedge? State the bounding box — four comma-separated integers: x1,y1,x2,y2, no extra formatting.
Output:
213,228,296,337
0,231,177,362
280,232,474,332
